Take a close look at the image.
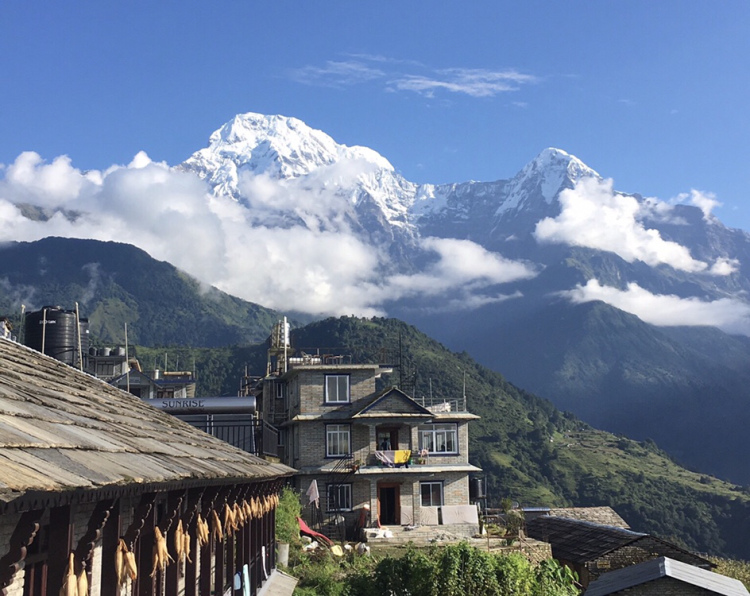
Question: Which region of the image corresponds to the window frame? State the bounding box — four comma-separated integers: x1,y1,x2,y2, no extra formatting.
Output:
326,483,353,512
418,423,458,455
325,423,351,458
325,374,351,404
420,481,444,507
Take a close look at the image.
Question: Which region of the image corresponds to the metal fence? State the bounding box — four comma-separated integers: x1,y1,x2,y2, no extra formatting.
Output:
175,414,279,457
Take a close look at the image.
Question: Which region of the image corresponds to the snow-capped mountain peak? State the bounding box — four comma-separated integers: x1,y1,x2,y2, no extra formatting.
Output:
182,112,395,199
498,147,601,215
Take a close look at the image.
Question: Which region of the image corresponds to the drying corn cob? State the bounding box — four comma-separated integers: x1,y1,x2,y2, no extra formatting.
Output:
233,502,244,528
115,539,125,586
77,565,88,596
223,503,234,537
183,529,192,563
211,509,223,543
174,520,185,563
150,527,174,578
197,514,209,546
59,552,76,596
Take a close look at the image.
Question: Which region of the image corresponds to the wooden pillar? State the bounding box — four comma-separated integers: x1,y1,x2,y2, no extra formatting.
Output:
74,499,115,596
0,509,44,596
199,487,222,596
47,505,73,596
182,488,205,596
136,504,157,596
162,490,185,596
100,501,121,596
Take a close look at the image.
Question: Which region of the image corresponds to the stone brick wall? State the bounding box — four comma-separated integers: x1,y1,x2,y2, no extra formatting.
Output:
588,539,708,583
442,472,470,506
0,511,24,596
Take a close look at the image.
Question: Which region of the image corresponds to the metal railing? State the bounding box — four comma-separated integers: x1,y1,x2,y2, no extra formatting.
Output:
176,415,279,457
413,394,468,412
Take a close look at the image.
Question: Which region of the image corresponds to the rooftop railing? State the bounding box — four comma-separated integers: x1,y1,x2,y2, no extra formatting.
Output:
413,394,468,412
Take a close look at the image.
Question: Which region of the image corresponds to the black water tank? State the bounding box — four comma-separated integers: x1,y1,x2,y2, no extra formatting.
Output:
24,306,80,365
470,477,486,501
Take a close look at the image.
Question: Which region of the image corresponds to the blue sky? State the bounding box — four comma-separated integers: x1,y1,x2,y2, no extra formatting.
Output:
2,1,750,229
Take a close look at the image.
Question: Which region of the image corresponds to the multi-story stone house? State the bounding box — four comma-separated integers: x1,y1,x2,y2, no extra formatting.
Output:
259,322,481,539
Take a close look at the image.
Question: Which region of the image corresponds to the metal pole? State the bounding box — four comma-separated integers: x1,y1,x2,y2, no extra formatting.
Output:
41,308,47,356
75,302,83,371
125,323,130,394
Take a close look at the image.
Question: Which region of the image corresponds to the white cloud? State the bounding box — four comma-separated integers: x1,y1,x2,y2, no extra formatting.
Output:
535,177,710,273
687,189,721,220
288,56,537,99
390,68,537,98
0,152,536,317
559,279,750,335
287,61,385,87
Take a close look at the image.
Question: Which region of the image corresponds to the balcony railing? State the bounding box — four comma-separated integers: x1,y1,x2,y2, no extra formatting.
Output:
176,414,279,457
414,394,468,412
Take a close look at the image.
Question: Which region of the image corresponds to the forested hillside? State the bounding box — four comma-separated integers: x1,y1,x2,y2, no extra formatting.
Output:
134,316,750,560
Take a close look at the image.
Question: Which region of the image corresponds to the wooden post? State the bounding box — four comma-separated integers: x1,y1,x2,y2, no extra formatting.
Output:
182,488,205,596
74,499,115,595
0,509,44,595
47,506,73,596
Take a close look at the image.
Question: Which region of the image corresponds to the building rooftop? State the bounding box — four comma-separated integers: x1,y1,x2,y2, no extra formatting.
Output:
586,556,749,596
525,516,712,568
0,338,293,512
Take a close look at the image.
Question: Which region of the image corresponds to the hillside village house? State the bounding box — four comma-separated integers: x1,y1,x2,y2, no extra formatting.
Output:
257,321,482,540
0,336,294,596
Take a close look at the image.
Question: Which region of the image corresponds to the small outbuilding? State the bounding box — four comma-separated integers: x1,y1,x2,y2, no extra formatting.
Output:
526,516,713,589
0,337,294,596
585,556,749,596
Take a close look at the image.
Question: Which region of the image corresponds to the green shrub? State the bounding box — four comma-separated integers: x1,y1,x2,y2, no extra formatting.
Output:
275,485,302,545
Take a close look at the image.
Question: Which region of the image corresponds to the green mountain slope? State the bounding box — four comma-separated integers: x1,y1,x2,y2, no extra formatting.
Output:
139,316,750,560
450,299,750,484
0,237,280,346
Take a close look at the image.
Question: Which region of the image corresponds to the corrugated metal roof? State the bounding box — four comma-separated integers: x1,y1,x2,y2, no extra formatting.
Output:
585,556,749,596
0,338,294,508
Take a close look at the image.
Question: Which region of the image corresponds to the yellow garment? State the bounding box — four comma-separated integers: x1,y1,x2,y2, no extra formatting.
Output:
394,450,411,464
331,545,344,557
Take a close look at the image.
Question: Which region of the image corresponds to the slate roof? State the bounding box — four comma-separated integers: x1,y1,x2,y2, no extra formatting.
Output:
585,556,749,596
0,338,293,511
526,516,712,568
547,507,630,528
352,386,434,419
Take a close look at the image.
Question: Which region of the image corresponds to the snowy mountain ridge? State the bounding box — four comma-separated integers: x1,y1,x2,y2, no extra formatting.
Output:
180,112,605,242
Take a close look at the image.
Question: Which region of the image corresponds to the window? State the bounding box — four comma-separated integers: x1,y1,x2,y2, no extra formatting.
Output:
420,481,443,507
326,483,352,511
326,424,351,457
325,375,350,403
418,423,458,454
